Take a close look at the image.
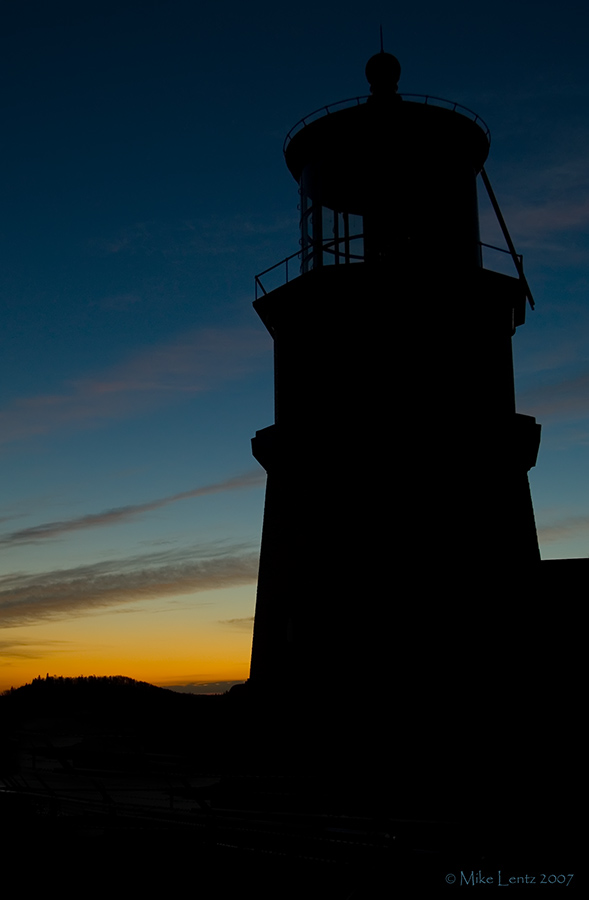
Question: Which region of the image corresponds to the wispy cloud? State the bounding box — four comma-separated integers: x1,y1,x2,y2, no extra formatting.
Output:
0,326,269,445
481,143,589,260
538,514,589,544
480,192,589,260
0,543,259,628
219,616,254,631
97,214,295,259
504,198,589,243
0,470,265,547
0,639,73,661
518,371,589,421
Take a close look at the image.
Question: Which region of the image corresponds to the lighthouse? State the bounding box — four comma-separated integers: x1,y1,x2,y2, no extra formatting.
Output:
247,52,541,722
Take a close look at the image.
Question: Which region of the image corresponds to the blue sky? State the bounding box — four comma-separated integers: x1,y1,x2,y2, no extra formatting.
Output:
1,0,588,691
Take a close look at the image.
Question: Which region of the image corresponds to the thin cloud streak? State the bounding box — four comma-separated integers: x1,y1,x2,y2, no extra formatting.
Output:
220,616,255,631
0,327,269,445
538,515,589,544
0,470,266,547
98,214,294,258
481,146,589,258
518,371,589,421
0,543,259,627
480,194,589,254
0,639,74,661
506,198,589,242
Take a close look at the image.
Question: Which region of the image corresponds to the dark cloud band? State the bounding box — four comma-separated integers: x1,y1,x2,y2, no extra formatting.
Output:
0,544,259,627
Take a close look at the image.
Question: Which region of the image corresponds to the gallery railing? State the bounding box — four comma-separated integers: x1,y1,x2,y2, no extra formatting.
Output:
255,240,524,300
283,94,491,154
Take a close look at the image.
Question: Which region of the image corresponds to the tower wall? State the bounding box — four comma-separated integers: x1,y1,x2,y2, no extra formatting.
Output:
249,261,540,698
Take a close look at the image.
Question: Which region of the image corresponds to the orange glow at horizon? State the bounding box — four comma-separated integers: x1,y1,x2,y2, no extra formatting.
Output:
0,587,254,694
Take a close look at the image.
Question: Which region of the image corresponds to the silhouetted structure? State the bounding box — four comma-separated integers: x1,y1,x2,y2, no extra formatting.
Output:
248,52,541,718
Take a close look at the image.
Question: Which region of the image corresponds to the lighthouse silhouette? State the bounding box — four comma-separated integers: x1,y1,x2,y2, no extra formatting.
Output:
248,50,540,713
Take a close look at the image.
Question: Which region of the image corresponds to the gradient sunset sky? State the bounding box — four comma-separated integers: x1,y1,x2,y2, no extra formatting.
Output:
1,0,588,693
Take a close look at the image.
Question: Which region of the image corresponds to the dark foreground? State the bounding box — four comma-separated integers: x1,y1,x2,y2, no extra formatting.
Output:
1,677,581,896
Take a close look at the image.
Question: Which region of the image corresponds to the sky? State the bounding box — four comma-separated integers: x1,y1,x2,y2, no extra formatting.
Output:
1,0,588,693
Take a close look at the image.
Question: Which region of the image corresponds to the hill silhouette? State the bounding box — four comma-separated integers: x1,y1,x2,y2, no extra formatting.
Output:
2,673,194,718
0,673,244,770
2,673,224,737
